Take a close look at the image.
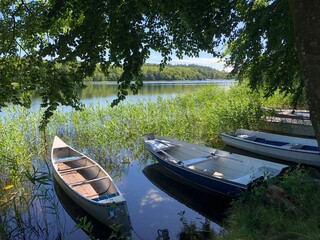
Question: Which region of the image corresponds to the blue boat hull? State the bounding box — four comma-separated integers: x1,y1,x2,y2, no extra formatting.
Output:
150,153,247,198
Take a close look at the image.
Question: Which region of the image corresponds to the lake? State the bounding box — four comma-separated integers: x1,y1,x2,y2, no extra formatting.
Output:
3,80,235,240
30,80,235,110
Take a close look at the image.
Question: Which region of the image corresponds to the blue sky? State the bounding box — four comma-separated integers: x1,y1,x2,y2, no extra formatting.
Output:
146,50,232,72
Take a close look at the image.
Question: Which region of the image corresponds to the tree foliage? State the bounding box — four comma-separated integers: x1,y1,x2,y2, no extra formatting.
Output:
1,0,237,128
225,0,303,105
88,64,230,81
1,0,319,140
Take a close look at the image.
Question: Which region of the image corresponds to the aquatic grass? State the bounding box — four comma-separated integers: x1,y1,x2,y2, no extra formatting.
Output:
178,211,217,239
220,167,320,240
0,82,297,239
42,83,265,158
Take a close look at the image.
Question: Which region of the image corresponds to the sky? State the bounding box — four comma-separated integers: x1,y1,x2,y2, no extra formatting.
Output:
146,50,233,72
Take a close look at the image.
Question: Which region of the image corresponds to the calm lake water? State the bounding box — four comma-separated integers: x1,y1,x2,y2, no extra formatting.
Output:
6,80,236,240
30,80,235,110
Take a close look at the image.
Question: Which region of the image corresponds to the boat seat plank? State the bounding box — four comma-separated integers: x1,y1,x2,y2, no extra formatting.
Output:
181,156,213,166
70,176,109,187
54,155,84,163
59,164,96,173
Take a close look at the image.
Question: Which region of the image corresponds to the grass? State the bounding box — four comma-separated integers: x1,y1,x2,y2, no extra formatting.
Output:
0,82,314,239
219,167,320,240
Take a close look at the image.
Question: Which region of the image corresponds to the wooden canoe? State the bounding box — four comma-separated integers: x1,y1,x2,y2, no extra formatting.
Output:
142,134,288,198
51,136,131,232
221,129,320,167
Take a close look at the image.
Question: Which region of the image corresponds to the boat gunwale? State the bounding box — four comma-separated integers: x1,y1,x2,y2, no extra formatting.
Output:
222,130,319,155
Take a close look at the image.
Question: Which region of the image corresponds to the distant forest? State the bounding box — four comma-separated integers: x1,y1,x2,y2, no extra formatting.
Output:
88,64,233,81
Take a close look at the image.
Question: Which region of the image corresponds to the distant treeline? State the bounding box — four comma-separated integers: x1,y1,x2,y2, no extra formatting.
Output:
88,64,233,81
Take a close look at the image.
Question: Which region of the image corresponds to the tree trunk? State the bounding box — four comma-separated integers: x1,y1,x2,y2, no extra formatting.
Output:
288,0,320,146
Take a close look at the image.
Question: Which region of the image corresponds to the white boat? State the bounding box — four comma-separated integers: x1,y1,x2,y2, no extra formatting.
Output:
142,134,288,198
51,136,131,232
221,129,320,167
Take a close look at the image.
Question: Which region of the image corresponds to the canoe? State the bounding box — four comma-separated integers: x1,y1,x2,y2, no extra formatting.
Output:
221,129,320,167
51,136,131,232
142,134,288,198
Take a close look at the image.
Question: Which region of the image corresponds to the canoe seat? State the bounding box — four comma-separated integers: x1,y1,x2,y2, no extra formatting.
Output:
91,192,119,202
70,176,108,187
54,155,84,163
59,164,96,173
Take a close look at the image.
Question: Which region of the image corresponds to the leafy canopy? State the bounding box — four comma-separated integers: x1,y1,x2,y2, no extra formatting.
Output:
0,0,301,127
226,0,303,104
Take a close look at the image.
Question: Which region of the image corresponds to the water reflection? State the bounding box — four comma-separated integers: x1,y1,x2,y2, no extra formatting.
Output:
30,80,235,109
142,163,231,225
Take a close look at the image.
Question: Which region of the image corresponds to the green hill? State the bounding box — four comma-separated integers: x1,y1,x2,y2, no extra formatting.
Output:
89,63,232,81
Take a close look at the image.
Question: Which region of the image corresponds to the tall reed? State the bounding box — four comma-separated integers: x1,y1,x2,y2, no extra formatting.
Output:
0,83,275,239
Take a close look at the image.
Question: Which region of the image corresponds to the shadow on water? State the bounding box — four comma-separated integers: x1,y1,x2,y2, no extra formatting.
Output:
54,180,131,240
142,163,231,225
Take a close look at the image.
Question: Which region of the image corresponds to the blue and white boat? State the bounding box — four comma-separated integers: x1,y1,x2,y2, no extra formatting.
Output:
142,134,288,198
221,129,320,167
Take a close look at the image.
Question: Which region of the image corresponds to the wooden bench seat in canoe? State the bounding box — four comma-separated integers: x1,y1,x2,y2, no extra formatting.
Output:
59,165,96,173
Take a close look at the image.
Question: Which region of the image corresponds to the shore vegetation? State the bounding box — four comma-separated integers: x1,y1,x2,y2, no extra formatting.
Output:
0,83,313,239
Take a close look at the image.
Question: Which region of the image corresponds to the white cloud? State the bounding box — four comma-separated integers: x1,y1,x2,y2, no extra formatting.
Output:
140,189,172,209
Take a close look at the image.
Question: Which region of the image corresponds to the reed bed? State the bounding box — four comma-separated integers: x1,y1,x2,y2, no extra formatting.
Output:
0,83,280,239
